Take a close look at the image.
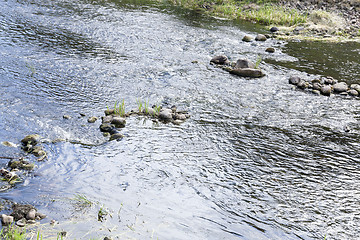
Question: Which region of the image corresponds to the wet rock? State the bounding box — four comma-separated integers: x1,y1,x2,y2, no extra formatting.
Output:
159,109,173,122
11,204,36,221
109,133,124,141
210,55,229,65
323,77,336,85
144,107,157,116
102,115,113,123
104,237,113,240
297,80,309,89
242,35,253,42
230,68,265,78
265,47,275,53
235,59,255,69
2,141,17,147
333,82,348,93
21,134,40,146
63,115,71,119
289,76,301,85
173,120,184,125
270,26,279,32
35,212,47,220
312,90,321,95
312,82,322,91
350,84,360,93
26,209,36,220
111,117,126,128
99,123,115,133
16,218,26,227
8,158,34,170
1,214,14,225
88,116,98,123
79,113,86,117
255,34,267,41
27,220,36,224
104,109,115,115
50,219,57,225
348,89,359,96
32,146,46,157
175,113,187,120
321,85,332,96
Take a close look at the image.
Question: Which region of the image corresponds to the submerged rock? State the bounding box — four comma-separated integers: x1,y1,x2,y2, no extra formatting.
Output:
320,85,332,96
11,204,36,221
21,134,40,146
99,123,115,133
230,68,265,78
2,141,17,147
63,115,71,119
111,117,126,128
159,109,173,122
8,158,34,170
109,133,124,141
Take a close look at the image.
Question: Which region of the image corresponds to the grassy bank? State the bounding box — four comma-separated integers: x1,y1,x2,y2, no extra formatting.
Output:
165,0,308,26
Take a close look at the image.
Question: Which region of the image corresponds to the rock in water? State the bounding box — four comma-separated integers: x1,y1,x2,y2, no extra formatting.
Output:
289,76,301,85
26,209,37,220
210,55,229,65
235,59,255,69
1,214,14,225
21,134,40,146
270,26,279,32
255,34,267,41
230,68,265,78
87,116,98,123
242,35,253,42
265,47,275,53
111,117,126,128
333,82,348,93
321,85,332,96
159,109,173,122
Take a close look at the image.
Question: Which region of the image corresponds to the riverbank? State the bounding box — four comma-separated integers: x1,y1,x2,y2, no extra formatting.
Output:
163,0,360,41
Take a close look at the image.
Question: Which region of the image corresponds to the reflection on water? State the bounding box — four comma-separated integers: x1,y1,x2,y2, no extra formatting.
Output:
1,0,360,239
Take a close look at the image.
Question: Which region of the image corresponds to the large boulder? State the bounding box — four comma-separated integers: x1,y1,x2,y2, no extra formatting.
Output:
230,68,265,78
235,59,255,69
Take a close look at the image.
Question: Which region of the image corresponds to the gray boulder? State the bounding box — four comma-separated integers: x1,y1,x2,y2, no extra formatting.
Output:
321,85,332,96
111,117,126,128
230,68,265,78
242,35,253,42
159,109,173,122
235,59,255,69
333,82,348,93
255,34,267,41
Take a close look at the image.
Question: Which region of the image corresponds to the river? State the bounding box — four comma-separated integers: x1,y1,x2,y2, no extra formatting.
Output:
1,0,360,239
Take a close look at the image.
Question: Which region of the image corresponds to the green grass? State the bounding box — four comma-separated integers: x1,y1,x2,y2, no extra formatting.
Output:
137,99,143,113
71,194,94,211
113,100,126,117
165,0,307,26
0,225,26,240
255,55,262,69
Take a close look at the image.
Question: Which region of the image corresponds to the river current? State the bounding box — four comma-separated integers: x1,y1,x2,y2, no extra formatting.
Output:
1,0,360,239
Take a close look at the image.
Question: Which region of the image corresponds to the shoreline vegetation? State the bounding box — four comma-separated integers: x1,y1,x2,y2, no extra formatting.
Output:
162,0,360,42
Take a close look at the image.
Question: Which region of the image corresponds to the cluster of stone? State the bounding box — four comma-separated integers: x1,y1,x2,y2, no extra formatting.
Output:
289,75,359,97
1,204,46,227
21,134,46,161
210,55,266,78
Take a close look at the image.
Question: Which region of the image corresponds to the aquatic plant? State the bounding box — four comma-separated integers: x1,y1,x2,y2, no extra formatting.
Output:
153,104,161,115
113,100,126,117
71,194,94,211
143,100,149,115
97,206,108,222
137,99,143,113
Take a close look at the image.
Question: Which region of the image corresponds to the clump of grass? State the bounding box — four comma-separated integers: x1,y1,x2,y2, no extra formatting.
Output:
71,194,94,211
0,225,26,240
255,55,262,69
137,99,143,113
143,100,149,115
153,104,161,115
97,206,108,222
113,100,126,117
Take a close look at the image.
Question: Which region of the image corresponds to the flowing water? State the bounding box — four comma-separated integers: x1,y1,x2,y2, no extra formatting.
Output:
1,0,360,239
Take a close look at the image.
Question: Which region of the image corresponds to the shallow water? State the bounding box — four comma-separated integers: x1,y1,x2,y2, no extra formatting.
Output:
1,0,360,239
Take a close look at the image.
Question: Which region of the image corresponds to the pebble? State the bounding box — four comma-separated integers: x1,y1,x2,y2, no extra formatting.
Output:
26,209,36,220
1,214,14,225
265,47,275,53
255,34,267,41
63,115,71,119
270,26,279,32
87,116,98,123
242,35,253,42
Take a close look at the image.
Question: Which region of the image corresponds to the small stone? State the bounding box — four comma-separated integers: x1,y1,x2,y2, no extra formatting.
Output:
26,220,36,224
159,109,173,122
16,218,26,227
265,47,275,53
63,115,71,119
320,85,332,96
1,214,14,225
111,117,126,128
255,34,267,41
104,109,115,115
2,141,17,147
87,116,98,123
32,146,46,157
312,82,322,90
333,82,348,93
235,59,255,69
210,55,229,65
289,76,301,85
99,123,115,133
109,133,124,141
79,113,86,117
312,90,321,95
144,108,156,116
348,89,359,96
270,26,279,32
102,115,113,123
173,120,184,125
21,134,40,146
35,212,47,220
50,219,57,225
242,35,253,42
104,237,113,240
175,114,187,120
297,80,309,89
26,209,36,220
